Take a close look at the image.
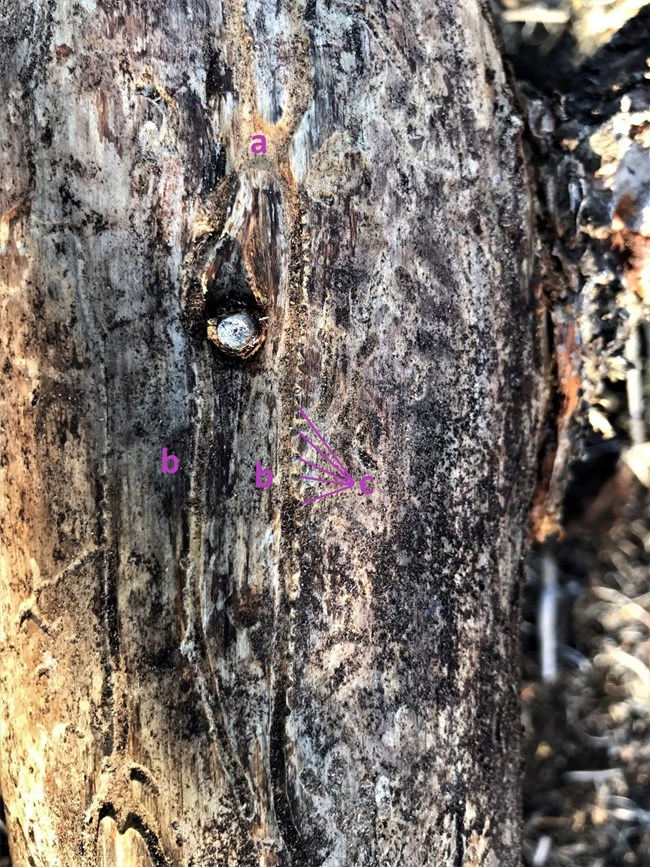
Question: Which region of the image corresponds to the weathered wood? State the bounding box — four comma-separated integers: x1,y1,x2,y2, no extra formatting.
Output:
0,1,540,865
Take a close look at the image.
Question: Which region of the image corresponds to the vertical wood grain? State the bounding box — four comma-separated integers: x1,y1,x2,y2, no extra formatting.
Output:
0,1,540,864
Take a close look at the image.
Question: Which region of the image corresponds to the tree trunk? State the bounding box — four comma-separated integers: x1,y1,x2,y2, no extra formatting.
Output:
0,1,540,865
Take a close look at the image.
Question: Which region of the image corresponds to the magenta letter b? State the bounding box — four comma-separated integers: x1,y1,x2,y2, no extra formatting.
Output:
255,461,273,488
161,447,179,474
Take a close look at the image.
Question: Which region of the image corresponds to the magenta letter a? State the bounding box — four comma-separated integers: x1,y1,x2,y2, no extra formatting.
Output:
251,134,267,155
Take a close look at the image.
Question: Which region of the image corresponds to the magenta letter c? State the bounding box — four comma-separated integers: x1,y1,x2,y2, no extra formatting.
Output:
359,475,375,495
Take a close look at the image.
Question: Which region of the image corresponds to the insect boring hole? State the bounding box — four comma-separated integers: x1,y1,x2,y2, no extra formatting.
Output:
201,236,267,360
203,278,267,360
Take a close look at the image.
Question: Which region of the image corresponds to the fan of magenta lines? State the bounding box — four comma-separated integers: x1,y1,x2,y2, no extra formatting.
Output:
295,406,356,505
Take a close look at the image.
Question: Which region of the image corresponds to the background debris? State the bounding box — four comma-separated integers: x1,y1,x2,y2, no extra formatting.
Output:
498,1,650,863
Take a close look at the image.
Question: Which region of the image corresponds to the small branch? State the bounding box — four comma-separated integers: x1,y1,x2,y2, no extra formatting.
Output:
625,324,645,447
538,553,559,683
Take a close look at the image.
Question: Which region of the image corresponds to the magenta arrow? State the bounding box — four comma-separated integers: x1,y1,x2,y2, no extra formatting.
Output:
296,407,355,504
